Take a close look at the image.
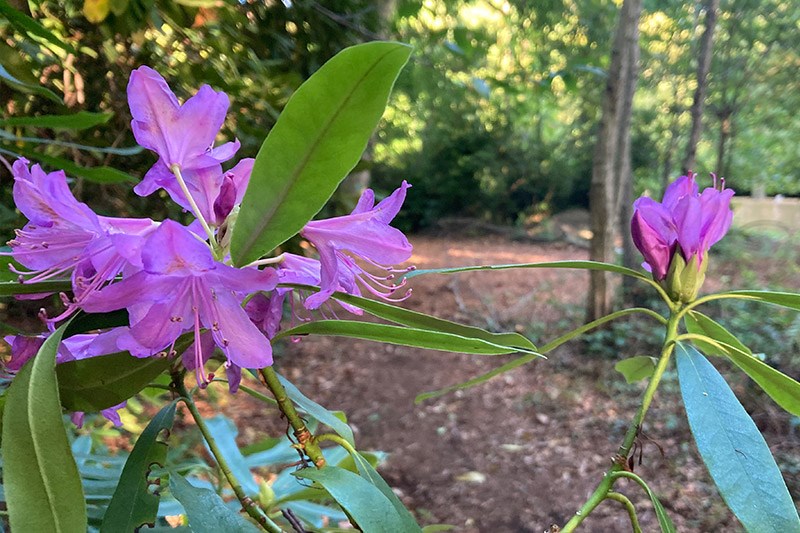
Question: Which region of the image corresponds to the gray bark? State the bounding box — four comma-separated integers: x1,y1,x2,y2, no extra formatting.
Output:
681,0,720,174
587,0,643,321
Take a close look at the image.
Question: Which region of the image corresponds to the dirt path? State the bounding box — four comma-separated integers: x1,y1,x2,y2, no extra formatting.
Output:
230,235,800,532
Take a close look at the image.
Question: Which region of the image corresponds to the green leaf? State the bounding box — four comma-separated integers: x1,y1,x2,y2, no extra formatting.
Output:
294,466,409,532
0,64,61,103
283,283,536,351
169,473,261,533
404,260,651,282
230,41,412,265
57,352,171,412
711,340,800,417
100,401,177,533
413,307,665,403
0,279,72,297
675,342,800,532
684,311,752,356
64,309,129,337
16,149,138,184
278,373,355,447
345,450,421,532
611,471,676,533
614,356,657,384
275,319,542,356
717,290,800,311
2,322,87,533
0,0,78,53
203,416,258,495
0,111,113,130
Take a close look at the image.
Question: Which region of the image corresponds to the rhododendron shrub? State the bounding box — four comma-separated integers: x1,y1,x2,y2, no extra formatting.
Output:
1,41,799,533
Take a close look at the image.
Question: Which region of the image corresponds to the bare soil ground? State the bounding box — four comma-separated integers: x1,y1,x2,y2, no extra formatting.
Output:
230,235,800,532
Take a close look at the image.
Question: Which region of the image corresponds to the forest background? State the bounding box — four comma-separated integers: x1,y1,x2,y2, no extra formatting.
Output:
1,1,799,531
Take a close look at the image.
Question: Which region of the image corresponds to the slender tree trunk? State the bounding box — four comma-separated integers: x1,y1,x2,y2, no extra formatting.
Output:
587,0,643,321
618,21,642,303
681,0,720,174
716,109,731,176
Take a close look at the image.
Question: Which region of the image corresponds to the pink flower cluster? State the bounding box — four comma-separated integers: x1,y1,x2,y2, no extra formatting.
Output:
3,67,413,423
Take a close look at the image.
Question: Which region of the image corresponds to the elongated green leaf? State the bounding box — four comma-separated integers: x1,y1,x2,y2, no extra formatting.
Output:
684,311,751,357
346,450,421,532
276,319,542,356
0,279,72,296
231,41,412,265
278,373,355,447
0,64,61,103
58,352,171,412
715,290,800,311
676,342,800,532
2,322,87,533
415,307,663,403
11,145,139,184
204,416,259,495
0,129,143,155
404,260,651,281
169,474,261,533
282,283,536,351
0,111,112,130
611,471,676,533
0,0,78,53
100,401,177,533
614,356,657,384
294,466,409,532
63,310,130,337
710,339,800,417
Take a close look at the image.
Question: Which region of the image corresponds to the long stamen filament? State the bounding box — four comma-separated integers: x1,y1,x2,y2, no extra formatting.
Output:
170,164,219,254
245,253,286,268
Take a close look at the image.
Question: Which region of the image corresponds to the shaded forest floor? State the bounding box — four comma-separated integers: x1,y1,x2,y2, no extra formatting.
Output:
227,233,800,532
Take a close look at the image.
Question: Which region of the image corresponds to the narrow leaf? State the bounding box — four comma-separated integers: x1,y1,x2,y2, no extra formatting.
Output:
279,373,355,447
2,322,87,532
169,474,261,533
0,279,72,296
0,111,112,130
294,466,409,532
676,342,800,532
275,319,542,356
63,309,129,337
717,290,800,311
684,311,751,356
100,401,177,532
614,356,657,384
231,41,412,265
203,416,259,495
404,260,651,281
283,283,536,351
0,0,78,53
345,450,421,531
0,64,61,103
612,471,676,533
57,352,171,412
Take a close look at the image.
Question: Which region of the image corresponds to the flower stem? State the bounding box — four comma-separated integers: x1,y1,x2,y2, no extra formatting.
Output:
259,367,327,469
172,374,284,533
560,309,681,532
170,165,220,255
605,492,642,533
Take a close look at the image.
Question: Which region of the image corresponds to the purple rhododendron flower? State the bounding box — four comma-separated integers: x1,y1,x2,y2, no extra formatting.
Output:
128,66,241,223
6,159,158,318
82,220,278,386
631,173,734,280
301,181,414,309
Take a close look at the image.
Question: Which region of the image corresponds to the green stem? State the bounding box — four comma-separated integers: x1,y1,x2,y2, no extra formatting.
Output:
678,292,758,317
317,432,357,455
173,375,284,533
560,309,682,532
259,367,327,469
605,492,642,533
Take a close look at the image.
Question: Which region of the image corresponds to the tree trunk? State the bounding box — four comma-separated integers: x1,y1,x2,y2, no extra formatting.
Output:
716,109,731,176
587,0,643,321
681,0,720,174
